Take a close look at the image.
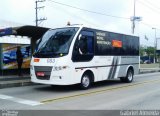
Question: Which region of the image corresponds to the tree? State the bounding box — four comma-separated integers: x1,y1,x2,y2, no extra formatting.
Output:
140,46,145,56
145,47,155,57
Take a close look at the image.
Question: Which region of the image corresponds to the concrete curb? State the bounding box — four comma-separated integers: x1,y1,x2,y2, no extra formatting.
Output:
0,77,30,81
139,69,160,74
0,79,35,89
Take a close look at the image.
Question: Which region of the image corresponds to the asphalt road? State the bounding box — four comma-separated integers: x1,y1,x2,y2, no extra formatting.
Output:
0,72,160,110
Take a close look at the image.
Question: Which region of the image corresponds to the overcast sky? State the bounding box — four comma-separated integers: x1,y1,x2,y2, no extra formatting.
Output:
0,0,160,49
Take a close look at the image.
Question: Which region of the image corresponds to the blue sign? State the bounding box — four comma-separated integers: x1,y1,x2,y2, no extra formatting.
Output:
0,28,13,36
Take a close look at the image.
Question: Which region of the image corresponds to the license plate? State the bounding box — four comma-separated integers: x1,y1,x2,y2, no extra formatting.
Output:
36,72,45,76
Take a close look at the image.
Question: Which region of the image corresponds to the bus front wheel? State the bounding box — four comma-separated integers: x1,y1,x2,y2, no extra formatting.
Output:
80,74,91,90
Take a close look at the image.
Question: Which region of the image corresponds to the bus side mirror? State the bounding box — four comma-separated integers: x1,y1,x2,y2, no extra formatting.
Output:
36,39,40,44
74,34,85,53
77,34,87,54
78,34,86,46
79,34,86,41
75,34,81,50
77,35,85,49
78,34,82,40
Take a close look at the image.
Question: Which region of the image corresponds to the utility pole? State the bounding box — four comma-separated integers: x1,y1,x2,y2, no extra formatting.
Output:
132,0,136,34
35,0,47,26
157,38,160,68
152,28,157,63
131,0,142,34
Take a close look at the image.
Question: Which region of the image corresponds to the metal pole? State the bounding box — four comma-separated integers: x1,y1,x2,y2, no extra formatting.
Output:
157,38,160,68
132,0,136,34
36,1,38,26
155,29,157,63
152,28,156,63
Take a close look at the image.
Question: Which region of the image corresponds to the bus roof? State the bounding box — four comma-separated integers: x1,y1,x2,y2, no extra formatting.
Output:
64,24,139,38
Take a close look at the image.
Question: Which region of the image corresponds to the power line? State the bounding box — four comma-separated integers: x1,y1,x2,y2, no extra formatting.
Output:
46,4,103,28
141,22,160,30
144,0,160,11
137,0,160,14
47,0,160,32
47,0,130,20
141,22,153,28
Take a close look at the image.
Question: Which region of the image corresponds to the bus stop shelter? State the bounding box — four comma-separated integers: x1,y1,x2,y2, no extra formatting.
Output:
0,25,50,53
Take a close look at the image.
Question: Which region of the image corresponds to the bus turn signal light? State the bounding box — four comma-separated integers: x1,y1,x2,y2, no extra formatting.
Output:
34,58,40,62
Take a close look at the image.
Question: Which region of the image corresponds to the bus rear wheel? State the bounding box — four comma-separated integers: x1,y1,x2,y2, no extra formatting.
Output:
80,74,91,90
120,69,133,83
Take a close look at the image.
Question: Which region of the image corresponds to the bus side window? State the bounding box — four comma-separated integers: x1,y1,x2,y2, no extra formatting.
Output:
78,35,88,55
87,36,94,54
72,30,94,62
79,32,94,55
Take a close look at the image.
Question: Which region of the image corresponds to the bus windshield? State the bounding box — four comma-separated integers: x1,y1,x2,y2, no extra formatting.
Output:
33,27,79,58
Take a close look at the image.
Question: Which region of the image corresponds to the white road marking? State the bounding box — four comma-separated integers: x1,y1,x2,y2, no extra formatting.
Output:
0,94,42,106
0,94,13,99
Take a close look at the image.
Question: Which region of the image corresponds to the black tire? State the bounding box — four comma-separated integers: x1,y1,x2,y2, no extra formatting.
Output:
126,69,134,83
120,69,133,83
80,74,91,90
120,77,126,82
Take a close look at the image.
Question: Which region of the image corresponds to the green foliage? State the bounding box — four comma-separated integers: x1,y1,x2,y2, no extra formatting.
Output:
145,47,155,57
140,45,155,57
140,46,145,56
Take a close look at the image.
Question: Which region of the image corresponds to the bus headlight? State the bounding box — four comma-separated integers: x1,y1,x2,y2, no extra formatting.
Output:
52,66,69,71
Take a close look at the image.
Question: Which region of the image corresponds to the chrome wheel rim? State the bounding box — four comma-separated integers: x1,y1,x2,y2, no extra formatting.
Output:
82,76,90,88
128,71,133,81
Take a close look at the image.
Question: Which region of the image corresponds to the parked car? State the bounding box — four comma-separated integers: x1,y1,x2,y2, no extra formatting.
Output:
144,60,151,64
140,60,144,64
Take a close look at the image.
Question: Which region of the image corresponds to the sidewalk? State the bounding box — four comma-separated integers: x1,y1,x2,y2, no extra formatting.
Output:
0,69,160,89
139,68,160,74
0,75,33,89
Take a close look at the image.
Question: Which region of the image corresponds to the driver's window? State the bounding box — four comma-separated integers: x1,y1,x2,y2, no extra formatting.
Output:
72,30,94,62
78,35,88,55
